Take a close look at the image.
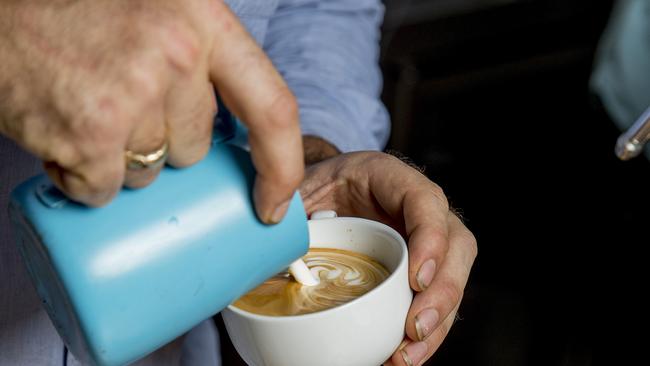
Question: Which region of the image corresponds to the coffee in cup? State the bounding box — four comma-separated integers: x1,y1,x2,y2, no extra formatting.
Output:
233,248,389,316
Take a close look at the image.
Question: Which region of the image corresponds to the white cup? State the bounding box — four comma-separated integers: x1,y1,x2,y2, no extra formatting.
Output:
222,212,413,366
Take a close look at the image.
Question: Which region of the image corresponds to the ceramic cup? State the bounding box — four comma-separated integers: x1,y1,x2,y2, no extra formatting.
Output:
222,211,413,366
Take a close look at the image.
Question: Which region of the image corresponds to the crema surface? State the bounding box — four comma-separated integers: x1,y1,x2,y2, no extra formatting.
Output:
233,248,389,316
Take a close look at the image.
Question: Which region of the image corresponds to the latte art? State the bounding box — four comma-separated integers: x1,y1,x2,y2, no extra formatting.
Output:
233,248,389,316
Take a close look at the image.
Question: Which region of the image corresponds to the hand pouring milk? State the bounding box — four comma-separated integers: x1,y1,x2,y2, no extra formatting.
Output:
8,120,309,366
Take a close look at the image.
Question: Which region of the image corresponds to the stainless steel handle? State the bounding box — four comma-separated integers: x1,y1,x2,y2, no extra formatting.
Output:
616,106,650,160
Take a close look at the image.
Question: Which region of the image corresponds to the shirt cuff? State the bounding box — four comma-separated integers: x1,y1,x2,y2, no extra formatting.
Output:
299,108,375,153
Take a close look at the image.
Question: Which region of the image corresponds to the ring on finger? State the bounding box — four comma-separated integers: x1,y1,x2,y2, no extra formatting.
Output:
125,142,169,171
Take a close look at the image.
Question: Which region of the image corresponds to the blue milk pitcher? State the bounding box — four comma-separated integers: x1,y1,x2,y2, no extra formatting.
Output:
8,119,309,366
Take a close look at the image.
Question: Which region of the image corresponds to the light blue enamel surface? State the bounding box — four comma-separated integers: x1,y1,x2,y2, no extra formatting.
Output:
9,143,309,366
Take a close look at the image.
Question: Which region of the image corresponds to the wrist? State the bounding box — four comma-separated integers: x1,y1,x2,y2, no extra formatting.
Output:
303,135,340,165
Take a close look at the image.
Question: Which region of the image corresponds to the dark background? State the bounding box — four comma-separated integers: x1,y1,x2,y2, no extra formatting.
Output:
219,0,650,364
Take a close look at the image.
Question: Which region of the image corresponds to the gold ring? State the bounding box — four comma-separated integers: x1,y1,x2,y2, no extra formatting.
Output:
125,142,169,170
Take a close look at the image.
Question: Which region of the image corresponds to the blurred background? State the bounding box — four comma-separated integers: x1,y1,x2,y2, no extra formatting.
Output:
220,0,650,364
380,0,648,365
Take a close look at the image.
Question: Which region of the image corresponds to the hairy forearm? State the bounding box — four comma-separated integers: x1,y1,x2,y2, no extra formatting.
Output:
303,135,340,166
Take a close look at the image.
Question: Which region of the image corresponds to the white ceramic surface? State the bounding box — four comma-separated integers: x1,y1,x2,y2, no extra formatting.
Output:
222,214,413,366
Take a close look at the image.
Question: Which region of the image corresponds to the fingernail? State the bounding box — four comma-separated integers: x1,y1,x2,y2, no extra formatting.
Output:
400,341,428,366
416,259,436,290
269,199,291,224
415,308,439,341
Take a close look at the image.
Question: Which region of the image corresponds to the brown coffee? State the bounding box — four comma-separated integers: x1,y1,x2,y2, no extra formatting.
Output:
233,248,389,316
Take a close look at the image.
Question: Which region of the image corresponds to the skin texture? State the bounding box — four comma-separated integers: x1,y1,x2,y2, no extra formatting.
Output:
300,139,477,366
0,0,303,223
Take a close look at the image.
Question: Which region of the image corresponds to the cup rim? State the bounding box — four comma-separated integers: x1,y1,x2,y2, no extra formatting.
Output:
225,216,408,322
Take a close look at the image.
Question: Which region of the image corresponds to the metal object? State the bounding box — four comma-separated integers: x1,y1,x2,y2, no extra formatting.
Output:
125,142,169,170
616,107,650,160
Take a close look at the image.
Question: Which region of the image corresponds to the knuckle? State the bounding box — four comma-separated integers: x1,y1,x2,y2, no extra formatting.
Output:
382,152,404,164
411,226,448,264
429,184,448,208
123,61,165,102
437,279,463,310
462,231,478,262
159,20,201,73
379,151,423,172
425,226,449,249
52,140,83,168
72,120,125,159
87,108,128,139
264,89,299,130
367,153,449,207
436,317,453,339
274,163,304,190
76,152,123,194
366,151,397,165
352,151,397,171
204,0,233,24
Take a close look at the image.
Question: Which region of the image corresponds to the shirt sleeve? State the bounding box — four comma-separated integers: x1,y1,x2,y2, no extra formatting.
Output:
263,0,390,152
590,0,650,131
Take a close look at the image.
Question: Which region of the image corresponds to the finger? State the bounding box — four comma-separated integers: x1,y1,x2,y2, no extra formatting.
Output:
403,185,451,292
207,3,303,224
382,339,408,366
44,152,125,207
404,214,477,342
366,155,451,291
122,53,171,188
165,68,216,168
248,90,303,225
40,121,126,207
123,104,168,188
390,302,461,366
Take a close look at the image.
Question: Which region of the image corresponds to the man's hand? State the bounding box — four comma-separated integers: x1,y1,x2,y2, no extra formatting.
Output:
300,146,477,366
0,0,302,222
